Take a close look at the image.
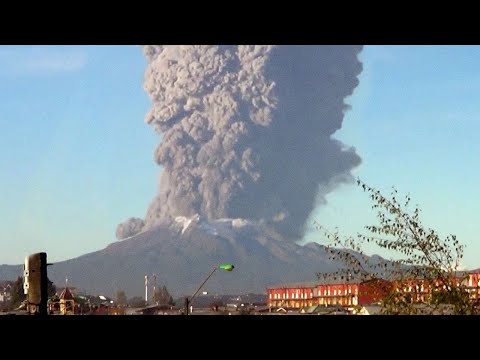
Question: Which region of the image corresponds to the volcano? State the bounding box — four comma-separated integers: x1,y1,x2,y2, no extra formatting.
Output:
0,216,346,298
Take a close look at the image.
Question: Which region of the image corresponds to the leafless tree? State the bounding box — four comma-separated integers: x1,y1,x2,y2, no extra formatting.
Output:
314,179,480,315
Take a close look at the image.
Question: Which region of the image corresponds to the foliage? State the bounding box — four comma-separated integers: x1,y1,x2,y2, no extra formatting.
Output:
6,276,57,311
153,285,174,306
7,277,25,310
47,278,56,298
128,296,146,308
116,290,127,306
314,178,480,315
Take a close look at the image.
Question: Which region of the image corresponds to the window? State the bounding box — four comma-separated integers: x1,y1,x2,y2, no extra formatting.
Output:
334,290,337,296
269,294,272,299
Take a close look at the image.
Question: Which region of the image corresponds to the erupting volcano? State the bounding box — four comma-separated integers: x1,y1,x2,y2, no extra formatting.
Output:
0,46,365,297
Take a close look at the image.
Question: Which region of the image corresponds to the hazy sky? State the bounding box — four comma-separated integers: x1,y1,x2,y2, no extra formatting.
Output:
1,45,479,269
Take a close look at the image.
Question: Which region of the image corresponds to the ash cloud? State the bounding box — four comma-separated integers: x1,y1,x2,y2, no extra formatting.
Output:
117,45,363,241
116,217,145,240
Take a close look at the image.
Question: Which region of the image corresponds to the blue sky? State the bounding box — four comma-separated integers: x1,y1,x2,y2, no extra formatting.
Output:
0,45,479,270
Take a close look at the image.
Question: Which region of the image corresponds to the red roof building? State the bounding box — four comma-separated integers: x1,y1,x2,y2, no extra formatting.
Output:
59,287,75,315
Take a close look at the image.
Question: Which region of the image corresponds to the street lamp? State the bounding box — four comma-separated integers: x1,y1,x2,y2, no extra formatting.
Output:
184,263,235,315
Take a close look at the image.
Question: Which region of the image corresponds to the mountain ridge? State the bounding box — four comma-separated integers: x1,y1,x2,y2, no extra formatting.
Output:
0,218,362,298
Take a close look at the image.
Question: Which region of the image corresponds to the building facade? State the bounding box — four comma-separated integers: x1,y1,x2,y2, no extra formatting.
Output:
267,271,480,310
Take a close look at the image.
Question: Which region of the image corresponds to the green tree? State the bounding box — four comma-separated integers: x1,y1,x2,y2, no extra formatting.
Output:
7,276,56,310
7,277,25,310
315,178,479,315
153,285,174,305
47,278,56,298
116,290,127,306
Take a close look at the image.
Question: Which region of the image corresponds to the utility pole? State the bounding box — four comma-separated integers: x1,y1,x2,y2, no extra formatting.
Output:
184,264,235,315
152,273,157,304
184,296,189,315
144,274,148,306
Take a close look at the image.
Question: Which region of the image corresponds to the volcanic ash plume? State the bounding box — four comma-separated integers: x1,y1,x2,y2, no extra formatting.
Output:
116,45,363,241
116,217,145,240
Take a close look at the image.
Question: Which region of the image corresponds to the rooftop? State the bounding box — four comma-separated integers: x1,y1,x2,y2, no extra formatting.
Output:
59,287,74,300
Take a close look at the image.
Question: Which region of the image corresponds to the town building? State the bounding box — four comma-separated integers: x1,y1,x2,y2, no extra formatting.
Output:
267,271,480,311
267,276,391,310
59,287,75,315
389,271,480,302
